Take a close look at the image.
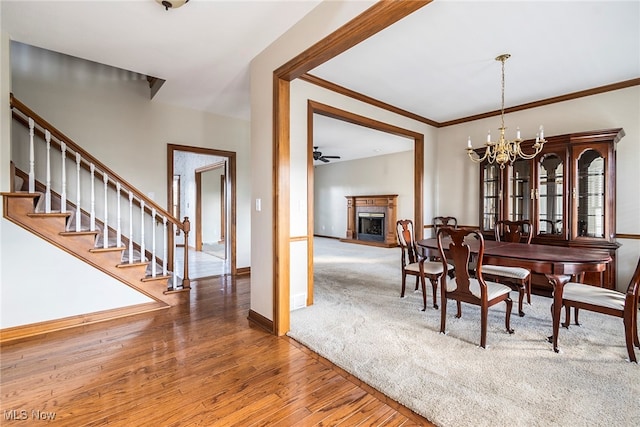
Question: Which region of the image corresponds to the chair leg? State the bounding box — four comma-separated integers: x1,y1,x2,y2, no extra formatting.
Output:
517,286,525,317
455,301,462,318
526,276,532,305
574,308,581,326
480,305,488,349
623,308,637,363
429,277,439,309
562,304,571,328
633,304,640,349
505,298,514,334
400,273,407,298
420,275,427,311
414,275,419,291
440,296,447,335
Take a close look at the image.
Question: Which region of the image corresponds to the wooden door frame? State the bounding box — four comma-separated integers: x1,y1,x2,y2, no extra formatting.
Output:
272,1,431,335
167,144,236,275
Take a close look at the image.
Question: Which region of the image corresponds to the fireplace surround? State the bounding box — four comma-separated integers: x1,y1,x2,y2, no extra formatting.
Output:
342,195,398,247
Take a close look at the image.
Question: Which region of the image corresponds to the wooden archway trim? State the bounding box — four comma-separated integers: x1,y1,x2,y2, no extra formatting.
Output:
272,1,431,335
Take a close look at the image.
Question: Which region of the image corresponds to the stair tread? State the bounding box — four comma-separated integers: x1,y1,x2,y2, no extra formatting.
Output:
141,274,172,282
90,246,126,253
117,261,150,268
1,191,40,198
28,212,70,218
60,230,99,236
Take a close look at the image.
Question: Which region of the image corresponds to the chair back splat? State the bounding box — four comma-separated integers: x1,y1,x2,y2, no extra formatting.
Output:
432,216,457,237
494,219,532,244
436,226,514,348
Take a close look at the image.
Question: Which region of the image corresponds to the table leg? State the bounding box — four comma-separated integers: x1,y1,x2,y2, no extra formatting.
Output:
546,274,571,353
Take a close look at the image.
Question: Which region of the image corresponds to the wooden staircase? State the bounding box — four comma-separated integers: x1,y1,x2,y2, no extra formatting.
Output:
2,95,195,342
3,191,187,307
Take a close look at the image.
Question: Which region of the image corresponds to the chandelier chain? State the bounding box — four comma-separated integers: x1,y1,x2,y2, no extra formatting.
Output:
466,53,546,168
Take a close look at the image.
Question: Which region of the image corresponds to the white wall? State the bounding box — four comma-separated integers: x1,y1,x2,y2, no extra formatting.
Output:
436,86,640,289
0,219,153,328
314,150,415,238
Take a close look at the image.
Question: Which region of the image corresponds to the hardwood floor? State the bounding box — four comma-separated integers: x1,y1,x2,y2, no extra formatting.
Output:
0,275,433,426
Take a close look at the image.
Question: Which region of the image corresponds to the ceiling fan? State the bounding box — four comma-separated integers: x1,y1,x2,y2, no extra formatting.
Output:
313,146,341,163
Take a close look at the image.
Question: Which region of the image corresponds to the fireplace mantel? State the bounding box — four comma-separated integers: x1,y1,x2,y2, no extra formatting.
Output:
341,195,398,247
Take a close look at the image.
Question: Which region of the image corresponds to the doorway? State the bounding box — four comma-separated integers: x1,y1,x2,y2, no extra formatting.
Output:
196,162,227,260
167,144,237,277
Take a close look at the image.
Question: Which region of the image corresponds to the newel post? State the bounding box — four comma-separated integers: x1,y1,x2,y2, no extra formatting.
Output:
181,217,191,289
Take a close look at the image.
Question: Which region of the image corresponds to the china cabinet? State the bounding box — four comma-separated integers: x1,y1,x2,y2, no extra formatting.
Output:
477,128,623,292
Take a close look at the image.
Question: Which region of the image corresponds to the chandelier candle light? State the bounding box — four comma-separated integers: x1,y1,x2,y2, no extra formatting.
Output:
467,54,546,168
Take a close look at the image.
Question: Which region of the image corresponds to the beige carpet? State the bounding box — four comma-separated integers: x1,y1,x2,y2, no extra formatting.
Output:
288,237,640,427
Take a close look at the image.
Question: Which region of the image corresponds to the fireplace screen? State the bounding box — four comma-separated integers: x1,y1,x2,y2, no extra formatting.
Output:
357,212,385,242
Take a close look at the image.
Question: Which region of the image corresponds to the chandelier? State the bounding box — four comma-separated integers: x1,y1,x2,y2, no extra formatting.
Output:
467,54,546,168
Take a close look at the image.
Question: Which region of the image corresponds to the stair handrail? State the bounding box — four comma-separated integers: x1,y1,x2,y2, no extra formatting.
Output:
9,94,190,291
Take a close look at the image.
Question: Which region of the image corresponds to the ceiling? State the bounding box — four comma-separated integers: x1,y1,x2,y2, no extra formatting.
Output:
2,1,639,165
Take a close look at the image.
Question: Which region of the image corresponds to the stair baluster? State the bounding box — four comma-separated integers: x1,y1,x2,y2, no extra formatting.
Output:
162,216,168,277
75,152,81,232
90,164,96,232
103,173,109,249
181,217,191,290
128,191,134,264
140,200,145,264
151,208,157,277
60,141,67,213
116,182,122,247
28,117,35,193
45,130,51,213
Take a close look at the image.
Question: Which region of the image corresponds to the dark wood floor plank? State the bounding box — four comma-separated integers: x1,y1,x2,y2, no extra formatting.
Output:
0,275,433,426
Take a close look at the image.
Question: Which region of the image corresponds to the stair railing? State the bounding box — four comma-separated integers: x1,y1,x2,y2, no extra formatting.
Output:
9,94,190,292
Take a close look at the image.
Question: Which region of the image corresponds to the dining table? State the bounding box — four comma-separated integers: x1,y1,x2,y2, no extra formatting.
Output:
417,236,612,353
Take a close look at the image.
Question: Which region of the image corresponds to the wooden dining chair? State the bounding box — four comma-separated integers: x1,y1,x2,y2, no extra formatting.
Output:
436,226,514,348
431,216,458,269
559,257,640,362
482,219,532,317
396,219,453,310
432,216,458,237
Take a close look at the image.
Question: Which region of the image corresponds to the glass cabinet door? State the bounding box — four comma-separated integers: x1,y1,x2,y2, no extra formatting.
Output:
537,153,564,236
481,162,500,232
576,148,605,238
507,158,532,222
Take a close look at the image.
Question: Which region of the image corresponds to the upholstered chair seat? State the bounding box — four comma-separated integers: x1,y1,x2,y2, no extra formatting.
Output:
563,283,627,311
405,261,454,276
560,257,640,362
447,277,512,300
482,265,530,280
